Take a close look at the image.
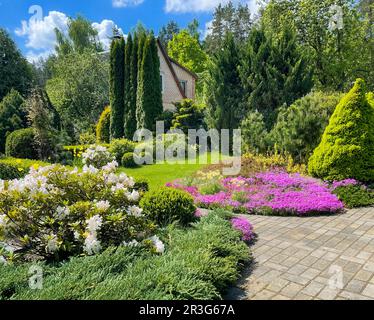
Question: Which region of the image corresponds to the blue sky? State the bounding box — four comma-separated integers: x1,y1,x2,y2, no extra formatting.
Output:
0,0,258,62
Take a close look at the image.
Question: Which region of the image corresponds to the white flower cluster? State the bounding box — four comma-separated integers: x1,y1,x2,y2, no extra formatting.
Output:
84,215,103,255
82,145,114,169
0,214,7,228
149,235,165,254
55,206,70,219
95,200,110,212
45,234,59,253
6,165,57,197
127,205,143,217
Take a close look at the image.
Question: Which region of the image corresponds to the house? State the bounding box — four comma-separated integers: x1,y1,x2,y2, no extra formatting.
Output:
156,39,198,111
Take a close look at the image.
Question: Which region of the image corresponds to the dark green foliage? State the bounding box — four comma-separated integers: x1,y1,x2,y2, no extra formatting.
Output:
136,35,163,131
110,37,125,139
333,185,374,209
140,187,196,227
134,178,149,192
96,106,111,143
123,34,136,139
121,152,140,168
171,99,205,133
269,91,343,162
308,79,374,182
26,88,62,161
240,26,313,128
0,162,25,180
158,21,180,48
241,111,269,154
0,89,27,152
109,138,136,162
0,211,250,300
5,128,38,160
157,110,174,131
206,32,243,140
0,28,32,101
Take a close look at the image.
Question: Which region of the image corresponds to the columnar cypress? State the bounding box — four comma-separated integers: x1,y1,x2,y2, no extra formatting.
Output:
136,35,163,131
136,34,146,128
123,34,133,139
109,37,125,139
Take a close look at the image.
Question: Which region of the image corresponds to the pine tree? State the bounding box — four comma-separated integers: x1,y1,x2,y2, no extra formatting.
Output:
206,33,243,138
109,37,125,139
136,35,163,131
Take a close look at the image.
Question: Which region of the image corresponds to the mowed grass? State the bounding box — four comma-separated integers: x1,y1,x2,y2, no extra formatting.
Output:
118,152,223,190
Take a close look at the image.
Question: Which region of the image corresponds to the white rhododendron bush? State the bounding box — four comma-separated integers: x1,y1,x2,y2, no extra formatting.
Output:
0,159,158,262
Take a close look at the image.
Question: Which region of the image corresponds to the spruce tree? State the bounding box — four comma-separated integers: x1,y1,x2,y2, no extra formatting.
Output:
206,32,243,144
240,26,312,129
109,37,125,139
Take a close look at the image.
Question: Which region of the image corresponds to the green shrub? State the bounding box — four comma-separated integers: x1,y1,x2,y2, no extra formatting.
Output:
109,139,136,162
308,79,374,182
5,128,38,160
171,99,205,133
96,107,111,143
0,89,27,153
241,111,269,154
0,162,25,180
140,187,196,227
1,211,250,300
269,91,343,163
134,178,149,192
333,185,374,209
121,152,140,168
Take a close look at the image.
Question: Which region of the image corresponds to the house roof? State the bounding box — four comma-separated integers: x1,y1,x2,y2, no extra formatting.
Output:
156,38,198,100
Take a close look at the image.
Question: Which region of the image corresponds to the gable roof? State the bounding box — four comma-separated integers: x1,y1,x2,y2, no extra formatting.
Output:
156,38,198,100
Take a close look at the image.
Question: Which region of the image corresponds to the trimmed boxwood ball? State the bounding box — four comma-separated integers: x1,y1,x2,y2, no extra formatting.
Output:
5,128,38,160
308,79,374,182
96,106,111,143
140,187,196,227
121,152,140,168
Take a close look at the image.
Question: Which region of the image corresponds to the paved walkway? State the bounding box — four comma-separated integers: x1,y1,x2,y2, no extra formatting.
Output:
228,207,374,300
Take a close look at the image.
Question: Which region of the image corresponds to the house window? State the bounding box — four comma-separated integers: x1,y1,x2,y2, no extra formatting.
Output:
160,73,165,93
179,80,187,95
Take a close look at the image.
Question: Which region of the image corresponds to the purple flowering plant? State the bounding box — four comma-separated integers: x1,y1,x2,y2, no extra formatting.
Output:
168,171,345,216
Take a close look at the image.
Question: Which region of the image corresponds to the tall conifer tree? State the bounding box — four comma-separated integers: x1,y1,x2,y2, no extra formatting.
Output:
109,36,125,139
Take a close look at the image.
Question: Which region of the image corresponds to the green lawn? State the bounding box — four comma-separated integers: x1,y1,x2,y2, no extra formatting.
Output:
118,152,223,189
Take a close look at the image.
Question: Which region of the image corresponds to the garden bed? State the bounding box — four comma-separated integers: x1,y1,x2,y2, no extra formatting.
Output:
168,171,345,216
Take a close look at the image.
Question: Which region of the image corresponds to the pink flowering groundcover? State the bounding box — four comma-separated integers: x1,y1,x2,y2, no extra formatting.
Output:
167,172,345,216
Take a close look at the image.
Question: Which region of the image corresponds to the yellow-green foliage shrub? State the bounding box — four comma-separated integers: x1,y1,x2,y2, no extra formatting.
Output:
308,79,374,182
96,106,111,143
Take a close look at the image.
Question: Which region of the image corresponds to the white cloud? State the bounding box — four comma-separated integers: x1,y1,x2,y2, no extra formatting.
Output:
112,0,144,8
165,0,259,13
15,11,122,62
15,11,69,51
92,20,123,50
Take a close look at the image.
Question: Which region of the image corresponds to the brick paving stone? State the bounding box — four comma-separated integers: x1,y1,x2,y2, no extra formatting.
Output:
231,207,374,301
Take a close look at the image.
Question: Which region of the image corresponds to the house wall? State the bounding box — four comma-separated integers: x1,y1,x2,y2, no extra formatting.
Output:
158,46,183,111
171,61,196,101
157,46,196,112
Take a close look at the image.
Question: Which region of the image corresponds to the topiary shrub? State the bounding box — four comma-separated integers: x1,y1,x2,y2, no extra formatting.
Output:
121,152,140,168
5,128,38,160
140,187,196,227
96,106,111,143
308,79,374,182
109,138,136,162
